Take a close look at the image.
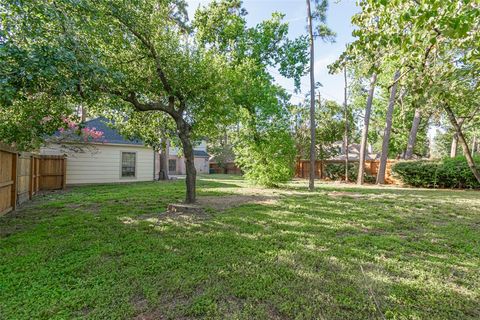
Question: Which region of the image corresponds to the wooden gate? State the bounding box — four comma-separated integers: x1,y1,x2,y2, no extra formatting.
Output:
39,155,66,190
0,144,17,215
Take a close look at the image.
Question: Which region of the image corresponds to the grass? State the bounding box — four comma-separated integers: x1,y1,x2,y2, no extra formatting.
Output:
1,175,479,319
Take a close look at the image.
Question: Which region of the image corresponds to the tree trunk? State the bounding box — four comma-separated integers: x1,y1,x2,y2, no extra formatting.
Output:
404,108,421,159
306,0,316,191
81,105,87,122
450,118,465,158
450,135,458,157
444,105,480,183
175,118,196,203
472,134,477,156
158,137,169,180
357,73,377,185
377,71,401,184
342,66,349,182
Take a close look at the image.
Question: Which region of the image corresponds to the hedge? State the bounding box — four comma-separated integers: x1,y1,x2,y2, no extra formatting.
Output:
391,156,480,189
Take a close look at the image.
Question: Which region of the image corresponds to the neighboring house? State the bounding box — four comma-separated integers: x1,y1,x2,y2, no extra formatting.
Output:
329,141,380,161
41,117,156,185
209,155,242,174
160,140,210,175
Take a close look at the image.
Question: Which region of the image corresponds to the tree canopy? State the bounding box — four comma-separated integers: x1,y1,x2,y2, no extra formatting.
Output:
1,0,309,201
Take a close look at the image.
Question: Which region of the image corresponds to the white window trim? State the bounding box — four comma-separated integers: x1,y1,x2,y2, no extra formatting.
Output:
168,158,177,174
120,151,138,179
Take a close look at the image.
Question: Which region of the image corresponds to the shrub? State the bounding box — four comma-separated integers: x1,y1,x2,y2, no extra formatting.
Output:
324,162,376,183
392,156,480,188
234,128,296,187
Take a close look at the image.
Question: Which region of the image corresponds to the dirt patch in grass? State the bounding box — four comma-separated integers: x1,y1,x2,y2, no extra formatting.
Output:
0,225,24,238
326,191,364,198
197,194,278,211
122,194,278,225
125,209,211,226
131,293,149,313
325,191,402,200
73,306,92,318
65,202,102,214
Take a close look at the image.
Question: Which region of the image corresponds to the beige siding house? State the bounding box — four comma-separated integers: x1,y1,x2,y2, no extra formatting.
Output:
41,117,156,185
156,140,210,176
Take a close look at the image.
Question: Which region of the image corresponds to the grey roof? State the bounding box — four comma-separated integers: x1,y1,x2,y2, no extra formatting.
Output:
194,150,210,157
84,117,144,145
51,117,144,146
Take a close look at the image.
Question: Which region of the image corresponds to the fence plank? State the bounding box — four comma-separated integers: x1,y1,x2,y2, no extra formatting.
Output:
0,148,15,216
1,146,65,215
39,156,65,190
16,153,32,205
62,158,67,189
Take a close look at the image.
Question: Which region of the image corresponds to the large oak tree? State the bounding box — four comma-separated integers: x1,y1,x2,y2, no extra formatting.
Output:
1,0,307,202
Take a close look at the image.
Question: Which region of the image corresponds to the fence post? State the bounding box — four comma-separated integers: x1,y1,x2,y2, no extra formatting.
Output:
11,152,18,210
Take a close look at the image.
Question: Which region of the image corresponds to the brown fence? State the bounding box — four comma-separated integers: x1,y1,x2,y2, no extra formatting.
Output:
0,144,17,216
295,159,398,184
210,162,242,175
0,144,66,216
40,156,66,190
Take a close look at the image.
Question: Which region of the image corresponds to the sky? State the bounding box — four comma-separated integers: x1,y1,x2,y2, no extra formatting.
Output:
186,0,359,105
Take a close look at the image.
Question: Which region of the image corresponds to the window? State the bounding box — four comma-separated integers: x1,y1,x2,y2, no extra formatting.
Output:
168,159,176,173
121,152,136,177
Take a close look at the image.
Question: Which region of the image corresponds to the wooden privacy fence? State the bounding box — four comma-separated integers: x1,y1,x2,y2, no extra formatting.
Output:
209,162,242,175
295,159,398,184
0,144,66,216
40,155,67,190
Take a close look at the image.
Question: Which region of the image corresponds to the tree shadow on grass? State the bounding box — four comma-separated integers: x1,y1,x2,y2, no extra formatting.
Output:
1,181,479,319
114,191,480,319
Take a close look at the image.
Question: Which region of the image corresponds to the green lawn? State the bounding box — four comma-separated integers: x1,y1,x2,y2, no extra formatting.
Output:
1,175,479,319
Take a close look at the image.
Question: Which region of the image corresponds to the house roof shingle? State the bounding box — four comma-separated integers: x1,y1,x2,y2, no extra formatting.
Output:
54,117,211,156
83,117,144,146
193,150,209,157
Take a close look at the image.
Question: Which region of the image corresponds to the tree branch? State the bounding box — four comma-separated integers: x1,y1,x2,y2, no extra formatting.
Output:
96,86,176,116
108,11,175,96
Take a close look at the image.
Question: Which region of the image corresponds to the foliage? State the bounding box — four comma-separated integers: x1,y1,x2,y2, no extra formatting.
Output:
234,126,296,187
293,99,348,160
332,0,480,180
1,0,308,201
194,2,309,89
106,111,177,151
195,1,308,186
0,96,73,151
309,0,336,42
207,128,236,169
392,156,480,189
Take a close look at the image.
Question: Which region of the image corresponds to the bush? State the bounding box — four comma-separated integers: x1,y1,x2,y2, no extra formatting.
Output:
392,156,480,188
234,128,296,187
324,162,376,183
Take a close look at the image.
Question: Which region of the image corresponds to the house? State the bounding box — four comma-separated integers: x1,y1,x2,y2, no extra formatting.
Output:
329,141,380,161
41,117,210,185
41,117,156,185
159,140,210,175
